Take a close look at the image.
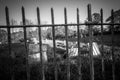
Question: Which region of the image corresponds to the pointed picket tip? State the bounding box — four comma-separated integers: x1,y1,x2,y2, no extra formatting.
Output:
77,8,79,16
64,7,67,15
77,8,79,12
51,7,53,11
37,6,39,9
111,9,114,14
5,6,9,14
87,4,91,8
64,7,67,11
5,6,8,10
21,6,25,14
5,6,9,15
100,8,103,12
21,6,24,9
37,7,40,14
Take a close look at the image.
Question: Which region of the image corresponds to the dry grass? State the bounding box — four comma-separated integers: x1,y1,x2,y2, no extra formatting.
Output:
0,41,120,80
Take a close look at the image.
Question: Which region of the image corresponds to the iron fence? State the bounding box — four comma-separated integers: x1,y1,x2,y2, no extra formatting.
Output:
0,4,119,80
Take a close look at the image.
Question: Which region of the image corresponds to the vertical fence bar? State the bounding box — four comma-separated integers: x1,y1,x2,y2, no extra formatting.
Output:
37,7,45,80
100,8,105,80
21,6,30,80
64,8,70,80
5,6,14,80
111,9,115,80
87,4,94,80
51,8,58,80
77,8,82,80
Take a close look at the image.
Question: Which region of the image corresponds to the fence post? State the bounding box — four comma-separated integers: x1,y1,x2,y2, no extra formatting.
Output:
100,8,105,80
64,8,70,80
51,8,58,80
37,7,45,80
21,6,30,80
87,4,94,80
77,8,82,80
5,6,14,80
111,9,115,80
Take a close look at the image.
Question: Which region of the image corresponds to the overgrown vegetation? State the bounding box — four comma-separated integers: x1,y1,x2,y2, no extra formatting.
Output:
0,10,120,80
0,42,120,80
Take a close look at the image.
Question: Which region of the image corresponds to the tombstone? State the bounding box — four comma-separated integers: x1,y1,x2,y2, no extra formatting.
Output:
28,44,48,64
87,42,101,56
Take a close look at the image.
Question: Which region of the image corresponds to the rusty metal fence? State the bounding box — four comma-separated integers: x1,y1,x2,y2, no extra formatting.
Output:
0,4,120,80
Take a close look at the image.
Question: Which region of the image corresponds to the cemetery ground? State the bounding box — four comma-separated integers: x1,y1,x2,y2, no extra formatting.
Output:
0,34,120,80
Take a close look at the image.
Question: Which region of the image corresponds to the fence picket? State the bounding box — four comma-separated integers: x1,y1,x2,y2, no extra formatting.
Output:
100,8,105,80
77,8,82,80
64,8,70,80
51,8,58,80
87,4,94,80
111,9,115,80
21,6,30,80
37,7,45,80
5,6,15,80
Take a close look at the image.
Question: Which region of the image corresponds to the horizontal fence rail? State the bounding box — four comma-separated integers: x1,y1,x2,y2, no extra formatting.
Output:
0,4,120,80
1,23,120,28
